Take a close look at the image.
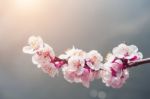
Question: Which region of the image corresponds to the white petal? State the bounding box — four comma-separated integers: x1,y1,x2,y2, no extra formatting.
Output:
112,43,128,58
95,63,103,70
28,36,44,50
112,47,122,57
68,56,85,69
88,50,103,61
59,54,69,59
22,46,34,54
129,45,138,52
138,52,143,59
32,54,39,64
28,36,43,45
106,53,115,62
118,43,127,48
37,64,41,68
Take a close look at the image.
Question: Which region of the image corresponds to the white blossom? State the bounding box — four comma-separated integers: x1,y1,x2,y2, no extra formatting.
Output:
32,44,55,67
23,36,44,54
112,43,143,61
101,60,129,88
67,56,85,75
40,63,59,77
86,50,103,70
59,46,86,59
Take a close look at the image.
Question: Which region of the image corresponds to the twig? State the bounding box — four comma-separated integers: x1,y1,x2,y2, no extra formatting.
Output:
128,58,150,68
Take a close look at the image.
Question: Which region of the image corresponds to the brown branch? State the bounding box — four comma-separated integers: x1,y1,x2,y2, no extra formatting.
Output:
127,58,150,68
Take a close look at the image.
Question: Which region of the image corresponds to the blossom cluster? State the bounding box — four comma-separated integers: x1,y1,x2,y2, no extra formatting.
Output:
23,36,62,77
23,36,143,88
100,43,143,88
59,47,103,87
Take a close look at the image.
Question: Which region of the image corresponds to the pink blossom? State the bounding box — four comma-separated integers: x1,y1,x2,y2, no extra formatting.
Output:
62,65,99,88
67,56,85,75
61,47,102,87
112,43,143,61
23,36,145,88
31,44,58,77
86,50,103,70
101,43,143,88
59,46,86,59
101,53,129,88
32,44,55,68
23,36,59,77
23,36,44,54
40,63,59,77
101,58,129,88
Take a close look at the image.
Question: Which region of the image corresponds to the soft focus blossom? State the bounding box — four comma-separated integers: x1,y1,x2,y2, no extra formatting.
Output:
23,37,144,88
86,50,103,70
31,44,58,77
112,43,143,61
59,46,86,59
68,56,85,75
101,57,129,88
61,47,102,87
32,44,55,68
23,36,59,77
101,43,143,88
105,53,116,62
23,36,44,54
40,63,59,77
62,65,100,88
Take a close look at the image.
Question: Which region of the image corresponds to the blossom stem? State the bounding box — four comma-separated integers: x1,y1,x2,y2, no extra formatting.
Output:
128,58,150,68
54,57,150,70
53,57,68,68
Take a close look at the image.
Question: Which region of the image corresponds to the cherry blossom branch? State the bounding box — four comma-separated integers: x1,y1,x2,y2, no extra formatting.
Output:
22,36,147,88
53,57,150,70
128,58,150,68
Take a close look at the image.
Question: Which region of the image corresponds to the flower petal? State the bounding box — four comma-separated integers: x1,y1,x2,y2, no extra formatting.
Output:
22,46,34,54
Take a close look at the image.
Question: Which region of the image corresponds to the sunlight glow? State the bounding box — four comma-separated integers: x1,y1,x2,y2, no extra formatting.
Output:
15,0,41,10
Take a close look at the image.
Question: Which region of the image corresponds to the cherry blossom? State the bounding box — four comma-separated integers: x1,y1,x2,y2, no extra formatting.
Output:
60,47,102,87
23,36,44,54
86,50,103,70
32,44,54,65
112,43,143,62
62,65,100,88
23,36,147,88
101,55,129,88
59,46,86,59
32,44,55,66
32,44,59,77
67,56,85,75
101,43,143,88
23,36,61,77
40,63,59,77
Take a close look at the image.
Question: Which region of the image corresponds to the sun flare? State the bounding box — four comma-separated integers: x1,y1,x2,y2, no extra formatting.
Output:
15,0,41,10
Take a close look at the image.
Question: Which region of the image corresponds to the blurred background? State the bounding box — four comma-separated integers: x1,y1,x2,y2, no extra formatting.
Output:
0,0,150,99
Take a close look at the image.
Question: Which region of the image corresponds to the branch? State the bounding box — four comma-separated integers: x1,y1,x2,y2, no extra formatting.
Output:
22,35,150,88
128,58,150,68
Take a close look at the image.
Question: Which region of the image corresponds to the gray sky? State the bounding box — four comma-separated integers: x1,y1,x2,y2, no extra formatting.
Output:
0,0,150,99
